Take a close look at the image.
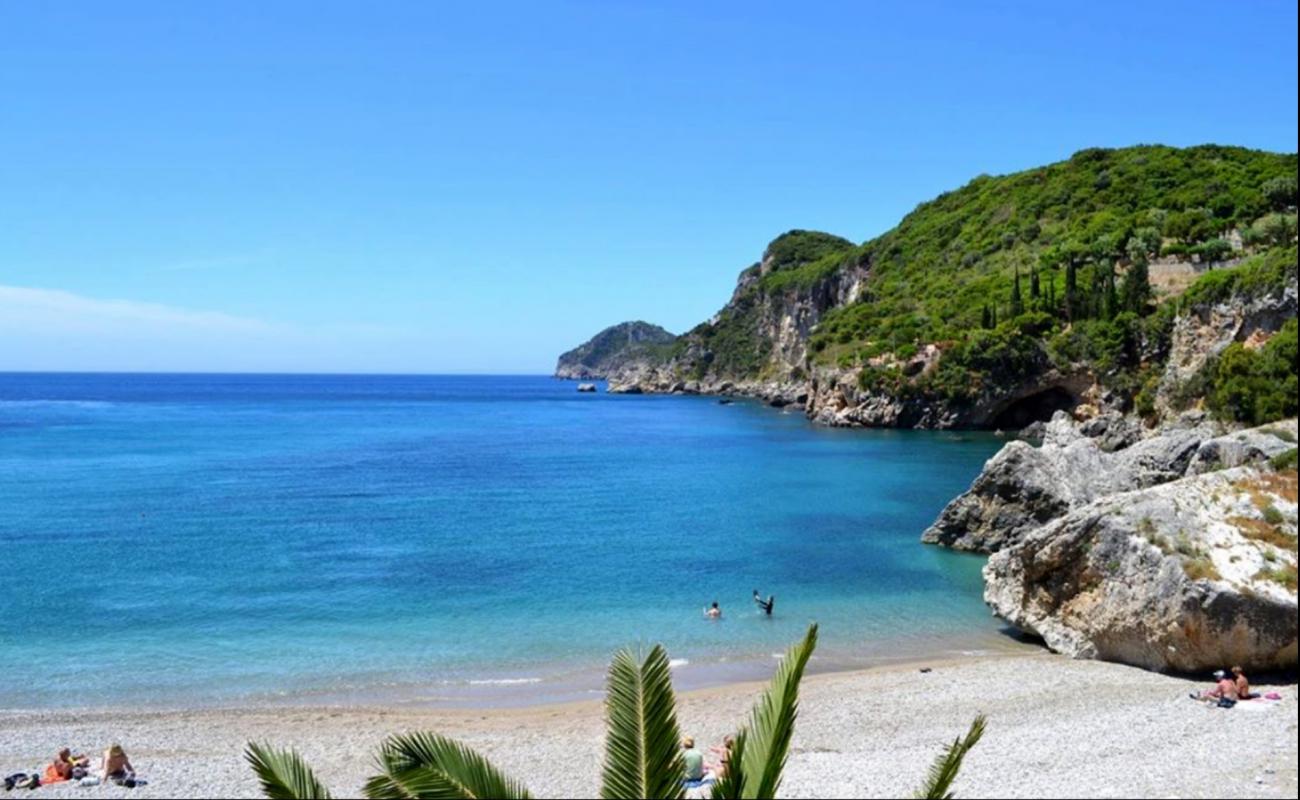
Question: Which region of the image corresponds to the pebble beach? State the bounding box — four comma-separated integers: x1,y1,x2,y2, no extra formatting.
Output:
3,652,1295,798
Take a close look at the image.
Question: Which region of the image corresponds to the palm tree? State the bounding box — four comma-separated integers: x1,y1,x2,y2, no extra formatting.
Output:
246,624,985,799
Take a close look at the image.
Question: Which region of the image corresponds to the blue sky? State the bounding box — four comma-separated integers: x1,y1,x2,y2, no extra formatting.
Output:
2,1,1296,373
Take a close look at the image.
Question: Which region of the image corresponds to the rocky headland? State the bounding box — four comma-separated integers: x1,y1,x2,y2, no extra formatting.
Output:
554,320,675,380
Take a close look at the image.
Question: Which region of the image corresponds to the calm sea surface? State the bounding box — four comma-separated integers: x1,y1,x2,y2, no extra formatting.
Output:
0,373,1016,708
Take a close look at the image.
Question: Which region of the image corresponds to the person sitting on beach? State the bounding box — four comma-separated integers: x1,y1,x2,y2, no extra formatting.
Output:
681,736,705,783
101,744,136,786
708,735,734,780
1193,670,1238,702
704,602,721,619
1232,666,1255,700
752,590,774,616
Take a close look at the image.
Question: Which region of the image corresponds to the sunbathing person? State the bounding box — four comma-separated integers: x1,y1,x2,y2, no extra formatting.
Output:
48,749,75,781
708,734,735,780
101,744,136,786
1232,666,1255,700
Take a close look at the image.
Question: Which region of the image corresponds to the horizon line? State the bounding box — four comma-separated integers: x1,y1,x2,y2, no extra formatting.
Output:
0,369,570,378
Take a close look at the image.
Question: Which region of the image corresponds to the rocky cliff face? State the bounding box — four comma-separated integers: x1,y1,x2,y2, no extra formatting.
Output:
606,235,870,409
600,246,1295,430
983,464,1298,672
554,321,675,380
1156,274,1298,413
922,413,1297,554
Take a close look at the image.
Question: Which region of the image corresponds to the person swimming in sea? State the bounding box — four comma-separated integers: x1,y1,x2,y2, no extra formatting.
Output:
753,590,774,616
704,601,722,619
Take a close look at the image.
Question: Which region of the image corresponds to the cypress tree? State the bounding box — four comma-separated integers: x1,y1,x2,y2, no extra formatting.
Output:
1010,265,1024,317
981,304,993,329
1122,256,1152,314
1065,259,1078,320
1104,260,1119,320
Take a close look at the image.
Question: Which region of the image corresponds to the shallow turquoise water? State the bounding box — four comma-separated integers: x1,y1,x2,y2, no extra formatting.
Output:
0,374,1009,708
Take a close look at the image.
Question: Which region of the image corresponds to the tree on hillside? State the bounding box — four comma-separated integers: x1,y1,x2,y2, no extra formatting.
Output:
1121,257,1152,314
1197,238,1233,268
1128,227,1162,262
1010,266,1024,317
1104,260,1119,320
1263,175,1298,211
1249,213,1298,248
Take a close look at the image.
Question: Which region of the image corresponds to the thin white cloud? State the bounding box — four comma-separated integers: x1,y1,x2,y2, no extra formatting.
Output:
0,284,280,335
0,284,334,371
0,284,498,373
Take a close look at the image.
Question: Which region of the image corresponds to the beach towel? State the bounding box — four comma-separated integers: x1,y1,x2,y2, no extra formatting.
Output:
42,763,69,783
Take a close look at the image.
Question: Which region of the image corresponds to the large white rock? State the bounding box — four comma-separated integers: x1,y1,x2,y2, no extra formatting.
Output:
984,466,1298,672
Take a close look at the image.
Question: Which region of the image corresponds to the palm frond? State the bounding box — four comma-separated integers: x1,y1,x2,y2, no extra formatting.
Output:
735,623,818,799
599,644,686,800
913,714,987,800
244,742,334,800
364,731,532,799
708,728,746,800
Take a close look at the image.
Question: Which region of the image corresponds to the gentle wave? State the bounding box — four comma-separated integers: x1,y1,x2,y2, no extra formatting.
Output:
465,677,543,686
0,399,114,409
668,659,689,669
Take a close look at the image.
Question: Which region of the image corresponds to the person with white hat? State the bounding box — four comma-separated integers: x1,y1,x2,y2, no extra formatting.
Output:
1190,669,1239,704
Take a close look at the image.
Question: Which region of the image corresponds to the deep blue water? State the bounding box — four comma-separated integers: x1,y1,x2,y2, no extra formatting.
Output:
0,373,1009,708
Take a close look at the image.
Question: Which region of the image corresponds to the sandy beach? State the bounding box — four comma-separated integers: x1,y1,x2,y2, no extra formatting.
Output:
2,651,1295,799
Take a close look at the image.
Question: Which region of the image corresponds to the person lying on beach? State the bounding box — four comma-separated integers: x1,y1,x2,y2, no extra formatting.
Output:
681,736,706,783
1192,670,1238,702
708,735,734,780
752,590,774,616
704,602,721,619
101,744,137,786
1232,666,1255,700
45,749,75,782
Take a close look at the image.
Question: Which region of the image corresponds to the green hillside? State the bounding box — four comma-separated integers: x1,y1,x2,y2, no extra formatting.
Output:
794,145,1296,404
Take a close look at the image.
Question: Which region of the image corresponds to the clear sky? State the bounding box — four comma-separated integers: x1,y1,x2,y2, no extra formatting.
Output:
2,1,1297,373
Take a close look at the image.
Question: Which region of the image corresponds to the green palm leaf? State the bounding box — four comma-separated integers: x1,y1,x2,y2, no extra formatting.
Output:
914,714,987,800
708,729,746,800
599,644,686,800
362,731,532,799
245,742,334,800
734,623,818,800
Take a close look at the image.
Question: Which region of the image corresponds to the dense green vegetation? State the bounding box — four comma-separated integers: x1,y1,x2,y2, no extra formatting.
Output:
810,145,1295,369
646,145,1296,423
1206,318,1298,425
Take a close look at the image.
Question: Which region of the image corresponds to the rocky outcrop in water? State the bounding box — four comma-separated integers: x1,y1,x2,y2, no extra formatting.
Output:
983,465,1298,672
922,414,1297,554
555,321,675,380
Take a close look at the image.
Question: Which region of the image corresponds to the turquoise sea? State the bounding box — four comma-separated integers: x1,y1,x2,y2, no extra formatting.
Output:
0,374,1016,709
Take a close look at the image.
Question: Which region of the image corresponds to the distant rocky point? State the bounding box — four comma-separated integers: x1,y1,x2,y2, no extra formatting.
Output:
555,321,675,381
